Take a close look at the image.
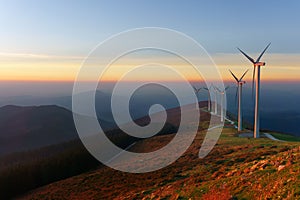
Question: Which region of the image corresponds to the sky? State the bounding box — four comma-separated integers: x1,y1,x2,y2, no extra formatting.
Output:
0,0,300,93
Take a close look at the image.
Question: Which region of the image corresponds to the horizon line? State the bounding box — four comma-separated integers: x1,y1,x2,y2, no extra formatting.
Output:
0,79,300,83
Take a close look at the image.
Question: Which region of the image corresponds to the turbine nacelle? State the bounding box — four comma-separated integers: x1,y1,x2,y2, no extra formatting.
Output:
254,62,265,67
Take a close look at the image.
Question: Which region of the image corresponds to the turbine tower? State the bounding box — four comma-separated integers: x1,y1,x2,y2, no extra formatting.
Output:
215,86,230,122
213,85,218,115
237,43,271,138
229,69,249,131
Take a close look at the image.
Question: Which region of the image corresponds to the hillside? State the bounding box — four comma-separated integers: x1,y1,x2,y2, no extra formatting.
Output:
19,118,300,199
0,104,118,156
0,101,212,198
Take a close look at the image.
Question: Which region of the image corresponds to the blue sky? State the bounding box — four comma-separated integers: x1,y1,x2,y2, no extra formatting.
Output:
1,0,300,56
0,0,299,96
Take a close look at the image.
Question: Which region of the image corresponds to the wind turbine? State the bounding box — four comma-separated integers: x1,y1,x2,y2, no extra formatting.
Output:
203,85,212,112
214,86,230,122
193,86,201,104
237,43,271,138
229,69,249,131
212,85,218,115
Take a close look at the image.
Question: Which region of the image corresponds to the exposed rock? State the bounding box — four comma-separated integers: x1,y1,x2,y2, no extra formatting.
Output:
277,165,285,171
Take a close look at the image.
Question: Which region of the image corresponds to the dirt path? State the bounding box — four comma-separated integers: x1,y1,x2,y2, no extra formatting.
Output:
263,132,285,142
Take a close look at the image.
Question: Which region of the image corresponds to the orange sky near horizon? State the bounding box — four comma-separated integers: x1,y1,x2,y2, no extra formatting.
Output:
0,53,299,82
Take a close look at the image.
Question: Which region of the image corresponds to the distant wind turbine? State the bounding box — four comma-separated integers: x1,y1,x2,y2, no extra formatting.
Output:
212,85,218,115
215,86,230,122
229,69,249,131
203,85,212,112
237,43,271,138
193,86,201,94
193,86,201,103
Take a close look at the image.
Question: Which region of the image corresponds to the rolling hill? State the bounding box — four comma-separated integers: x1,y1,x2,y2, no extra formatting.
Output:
0,105,78,155
0,104,121,156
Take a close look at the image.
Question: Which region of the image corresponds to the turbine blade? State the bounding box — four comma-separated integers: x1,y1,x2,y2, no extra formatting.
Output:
252,67,256,99
193,86,197,92
237,47,255,64
229,69,239,82
256,42,271,62
214,86,221,93
239,69,249,81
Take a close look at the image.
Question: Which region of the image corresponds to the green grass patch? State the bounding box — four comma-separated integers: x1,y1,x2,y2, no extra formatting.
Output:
270,132,300,142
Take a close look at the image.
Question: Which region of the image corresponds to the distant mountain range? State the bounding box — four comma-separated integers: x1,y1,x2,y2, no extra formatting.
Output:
0,103,127,156
0,84,299,156
0,99,183,156
0,89,181,122
0,105,78,155
0,95,209,156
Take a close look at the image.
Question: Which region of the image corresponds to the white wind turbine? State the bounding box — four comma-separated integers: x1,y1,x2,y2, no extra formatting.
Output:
237,43,271,138
193,86,201,103
212,85,218,115
215,86,230,122
203,85,212,112
229,69,249,131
